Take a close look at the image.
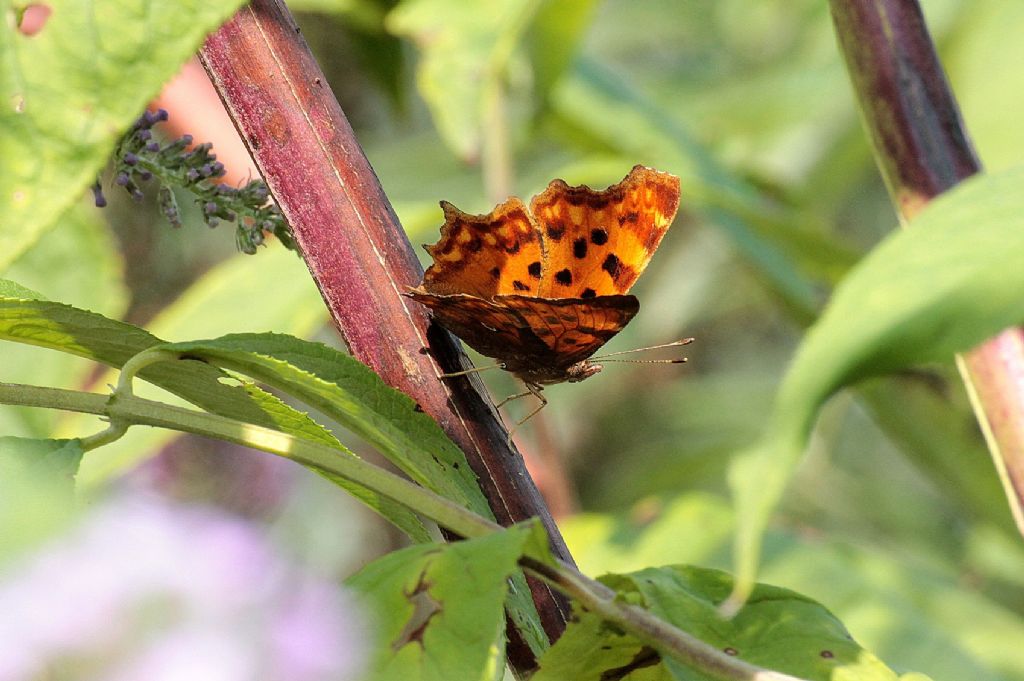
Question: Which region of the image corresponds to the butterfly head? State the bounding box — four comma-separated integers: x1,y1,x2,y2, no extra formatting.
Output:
506,359,603,387
565,360,603,383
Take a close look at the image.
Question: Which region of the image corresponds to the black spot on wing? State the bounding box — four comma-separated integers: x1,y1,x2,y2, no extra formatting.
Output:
513,280,530,291
573,238,587,259
528,261,542,278
555,269,573,286
581,288,596,299
591,228,608,245
602,253,622,280
546,223,565,241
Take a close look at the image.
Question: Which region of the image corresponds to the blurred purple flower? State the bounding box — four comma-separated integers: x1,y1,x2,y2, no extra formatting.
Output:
0,494,365,681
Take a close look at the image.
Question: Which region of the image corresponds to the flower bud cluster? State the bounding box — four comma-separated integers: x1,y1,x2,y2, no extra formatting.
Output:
93,109,294,254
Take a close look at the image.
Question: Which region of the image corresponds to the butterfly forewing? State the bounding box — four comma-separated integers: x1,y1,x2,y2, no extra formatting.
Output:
421,198,544,298
530,165,680,299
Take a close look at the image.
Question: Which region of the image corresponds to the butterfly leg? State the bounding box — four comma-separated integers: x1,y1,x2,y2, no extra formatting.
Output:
439,362,506,379
503,383,547,444
494,389,534,409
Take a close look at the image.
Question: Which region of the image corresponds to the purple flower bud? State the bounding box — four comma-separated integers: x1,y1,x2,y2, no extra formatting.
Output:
207,217,220,228
211,162,225,177
180,134,193,146
145,141,160,153
199,164,213,177
123,152,138,166
186,169,200,182
91,182,107,208
131,189,145,202
137,129,152,142
143,109,168,126
115,172,130,186
204,201,218,215
139,170,153,181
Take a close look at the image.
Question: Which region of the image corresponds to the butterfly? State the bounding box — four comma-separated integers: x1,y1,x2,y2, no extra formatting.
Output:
406,165,686,417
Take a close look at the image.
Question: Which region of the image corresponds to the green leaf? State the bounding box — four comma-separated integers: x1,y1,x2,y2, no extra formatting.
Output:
67,246,325,480
562,493,1024,680
0,279,44,300
729,166,1024,603
150,333,491,518
0,0,245,268
526,0,598,111
535,565,918,681
0,437,83,561
0,204,129,438
0,436,83,482
386,0,538,160
0,297,330,442
0,297,429,541
347,521,547,681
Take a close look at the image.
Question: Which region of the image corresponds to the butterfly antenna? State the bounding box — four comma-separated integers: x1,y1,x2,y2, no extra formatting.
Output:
439,362,506,378
589,337,694,360
599,357,689,365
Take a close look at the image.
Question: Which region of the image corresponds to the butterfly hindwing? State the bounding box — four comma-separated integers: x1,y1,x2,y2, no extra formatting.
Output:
501,295,640,368
406,289,553,365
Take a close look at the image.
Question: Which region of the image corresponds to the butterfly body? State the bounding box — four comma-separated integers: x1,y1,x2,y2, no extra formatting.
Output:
406,165,680,389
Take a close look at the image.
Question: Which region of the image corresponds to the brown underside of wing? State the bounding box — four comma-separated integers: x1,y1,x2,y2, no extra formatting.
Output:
405,288,639,371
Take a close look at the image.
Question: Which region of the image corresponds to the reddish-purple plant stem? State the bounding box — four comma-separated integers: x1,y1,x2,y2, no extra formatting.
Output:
830,0,1024,530
197,0,572,657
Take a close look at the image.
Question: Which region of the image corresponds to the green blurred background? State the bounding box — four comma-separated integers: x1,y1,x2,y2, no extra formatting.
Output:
4,0,1024,678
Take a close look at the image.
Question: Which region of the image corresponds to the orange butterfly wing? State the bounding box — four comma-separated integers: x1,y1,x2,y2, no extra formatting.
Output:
410,166,679,383
530,165,680,299
420,198,545,298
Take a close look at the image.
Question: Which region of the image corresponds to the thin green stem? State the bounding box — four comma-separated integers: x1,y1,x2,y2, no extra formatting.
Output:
0,380,808,681
1,381,499,540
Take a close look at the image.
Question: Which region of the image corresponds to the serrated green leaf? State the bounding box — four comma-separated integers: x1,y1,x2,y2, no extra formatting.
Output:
0,297,429,541
0,0,246,269
66,246,324,480
347,521,546,681
535,565,920,681
0,279,44,300
150,333,491,518
729,166,1024,603
0,298,331,441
